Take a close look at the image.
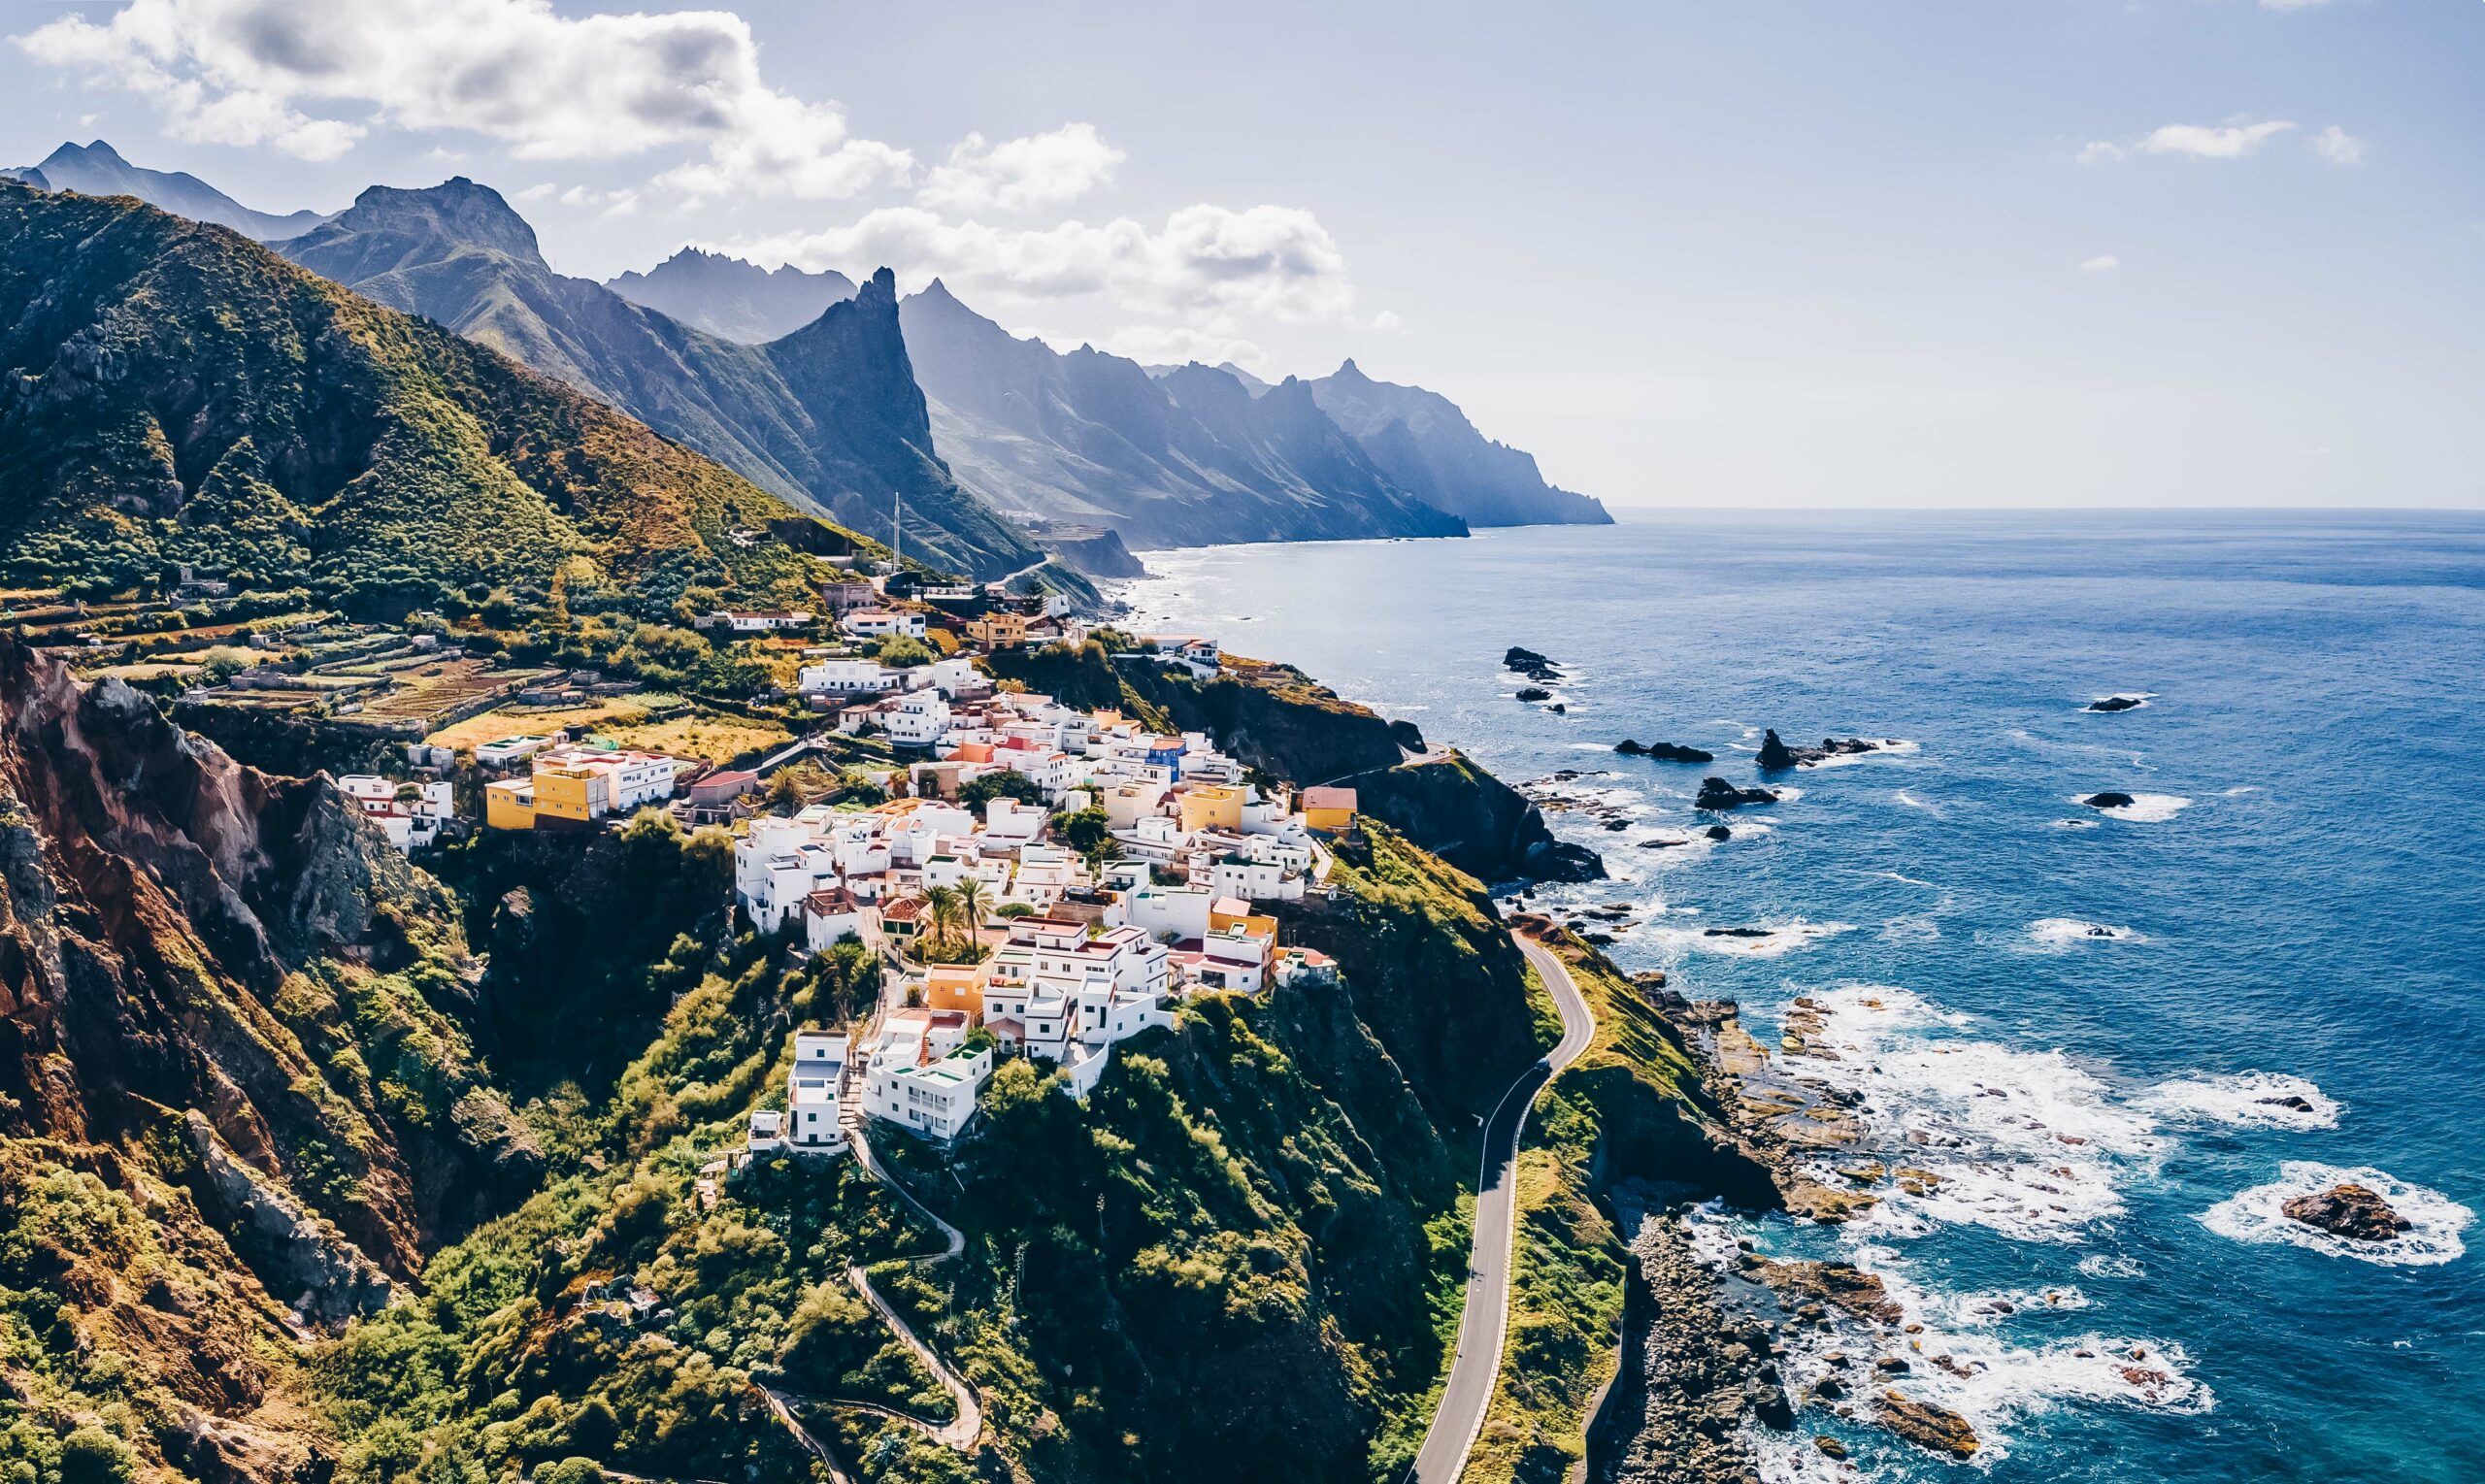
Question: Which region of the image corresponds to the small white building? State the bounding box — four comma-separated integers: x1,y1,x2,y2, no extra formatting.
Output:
704,610,815,633
799,658,899,695
336,775,455,852
842,609,928,641
787,1031,849,1154
863,1041,991,1141
803,887,865,950
885,691,952,748
473,734,552,768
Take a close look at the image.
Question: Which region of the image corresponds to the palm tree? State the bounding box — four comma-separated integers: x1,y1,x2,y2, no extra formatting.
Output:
954,876,990,954
922,884,963,956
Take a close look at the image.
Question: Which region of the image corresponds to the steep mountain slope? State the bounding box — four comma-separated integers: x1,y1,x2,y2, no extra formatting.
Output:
900,280,1466,547
3,139,331,241
607,247,858,343
1307,359,1610,527
276,180,1036,577
0,633,537,1477
0,181,860,611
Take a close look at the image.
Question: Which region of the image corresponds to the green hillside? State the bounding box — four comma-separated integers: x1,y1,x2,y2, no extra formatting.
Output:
0,181,878,615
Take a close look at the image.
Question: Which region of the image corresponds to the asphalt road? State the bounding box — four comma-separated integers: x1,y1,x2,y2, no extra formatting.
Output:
1408,933,1598,1484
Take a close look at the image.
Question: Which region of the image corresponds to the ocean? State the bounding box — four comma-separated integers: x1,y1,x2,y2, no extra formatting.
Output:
1112,511,2485,1484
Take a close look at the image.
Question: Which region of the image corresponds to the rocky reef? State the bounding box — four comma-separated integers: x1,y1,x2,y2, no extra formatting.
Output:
1614,739,1714,763
1696,777,1781,810
2283,1182,2413,1242
1755,729,1903,770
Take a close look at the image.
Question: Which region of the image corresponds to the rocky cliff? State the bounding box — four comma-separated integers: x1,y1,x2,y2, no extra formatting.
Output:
0,635,534,1478
1306,360,1611,528
607,247,857,344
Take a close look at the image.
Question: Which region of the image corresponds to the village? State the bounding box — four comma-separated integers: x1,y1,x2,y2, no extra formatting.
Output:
246,566,1358,1164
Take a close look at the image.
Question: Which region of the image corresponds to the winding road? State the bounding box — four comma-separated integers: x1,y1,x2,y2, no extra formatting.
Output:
1407,932,1597,1484
843,1113,985,1450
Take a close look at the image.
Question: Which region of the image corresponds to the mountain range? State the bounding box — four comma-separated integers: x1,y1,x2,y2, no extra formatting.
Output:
3,139,331,241
7,141,1609,577
608,247,858,343
0,180,859,610
272,179,1036,578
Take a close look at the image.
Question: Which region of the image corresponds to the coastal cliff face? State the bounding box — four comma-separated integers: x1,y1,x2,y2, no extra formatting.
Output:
0,636,533,1479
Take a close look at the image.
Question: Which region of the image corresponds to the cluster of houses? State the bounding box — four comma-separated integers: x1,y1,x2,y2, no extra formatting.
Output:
481,740,685,831
733,689,1353,1152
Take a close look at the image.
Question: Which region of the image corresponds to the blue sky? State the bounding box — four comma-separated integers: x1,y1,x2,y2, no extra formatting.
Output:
5,0,2479,509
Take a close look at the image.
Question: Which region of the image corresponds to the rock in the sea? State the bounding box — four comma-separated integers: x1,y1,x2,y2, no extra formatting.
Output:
2258,1094,2316,1113
1616,739,1717,763
2087,695,2147,712
1503,645,1565,683
2081,791,2137,810
1388,717,1428,752
1815,1435,1849,1461
1522,838,1607,883
1515,685,1553,702
2281,1182,2412,1242
1875,1392,1979,1458
1706,824,1733,841
1697,777,1780,810
1758,728,1895,770
1546,702,1567,715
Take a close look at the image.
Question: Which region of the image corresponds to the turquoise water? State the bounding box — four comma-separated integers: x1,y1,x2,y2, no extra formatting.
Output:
1117,511,2485,1483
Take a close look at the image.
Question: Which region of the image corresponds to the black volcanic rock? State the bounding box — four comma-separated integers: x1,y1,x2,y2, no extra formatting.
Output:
2081,792,2137,810
1697,777,1781,810
1616,740,1716,763
1706,825,1733,841
2086,694,2148,713
1515,686,1553,703
1758,730,1897,770
1388,718,1428,752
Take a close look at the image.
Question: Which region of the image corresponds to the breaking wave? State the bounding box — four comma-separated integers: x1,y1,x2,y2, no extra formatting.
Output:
2201,1163,2471,1267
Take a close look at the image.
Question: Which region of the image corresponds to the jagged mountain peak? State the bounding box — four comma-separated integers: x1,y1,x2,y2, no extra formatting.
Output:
606,245,858,343
315,177,546,264
9,137,331,241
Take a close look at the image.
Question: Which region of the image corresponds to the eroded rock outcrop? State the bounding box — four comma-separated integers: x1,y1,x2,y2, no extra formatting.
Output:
2283,1182,2412,1242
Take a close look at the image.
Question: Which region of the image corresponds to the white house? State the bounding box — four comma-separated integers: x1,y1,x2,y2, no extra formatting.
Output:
737,817,841,932
473,734,552,768
863,1040,990,1141
918,656,982,696
799,658,899,695
786,1030,849,1154
885,691,951,748
1129,881,1215,942
336,775,455,852
803,887,865,950
842,609,928,641
704,610,815,633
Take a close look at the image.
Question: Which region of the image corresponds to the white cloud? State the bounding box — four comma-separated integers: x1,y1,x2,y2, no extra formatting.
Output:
2078,254,2121,273
2138,120,2296,159
917,123,1124,214
731,201,1356,325
514,181,556,202
1372,310,1406,332
558,182,640,216
11,0,909,194
2083,119,2297,165
2310,125,2364,166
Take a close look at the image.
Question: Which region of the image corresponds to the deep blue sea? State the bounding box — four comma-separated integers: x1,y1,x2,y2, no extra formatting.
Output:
1116,511,2485,1484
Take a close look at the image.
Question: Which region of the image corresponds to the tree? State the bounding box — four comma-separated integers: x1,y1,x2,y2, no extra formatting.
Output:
874,634,934,668
922,884,963,955
954,876,989,945
1053,805,1111,857
958,771,1042,809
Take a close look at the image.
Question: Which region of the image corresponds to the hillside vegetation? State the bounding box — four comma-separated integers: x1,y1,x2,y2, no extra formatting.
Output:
0,181,876,615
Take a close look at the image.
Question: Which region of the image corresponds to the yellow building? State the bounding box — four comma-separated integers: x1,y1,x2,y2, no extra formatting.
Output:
1300,785,1357,832
1178,783,1244,834
483,765,607,829
968,612,1030,648
1209,898,1277,942
483,778,537,830
922,964,987,1021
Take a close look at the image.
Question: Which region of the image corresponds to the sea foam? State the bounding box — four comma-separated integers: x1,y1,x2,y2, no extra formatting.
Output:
1787,985,2164,1242
2072,792,2193,823
2201,1163,2472,1267
2142,1072,2341,1131
2025,917,2148,950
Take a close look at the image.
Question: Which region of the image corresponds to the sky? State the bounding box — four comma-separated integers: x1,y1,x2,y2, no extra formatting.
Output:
3,0,2480,511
